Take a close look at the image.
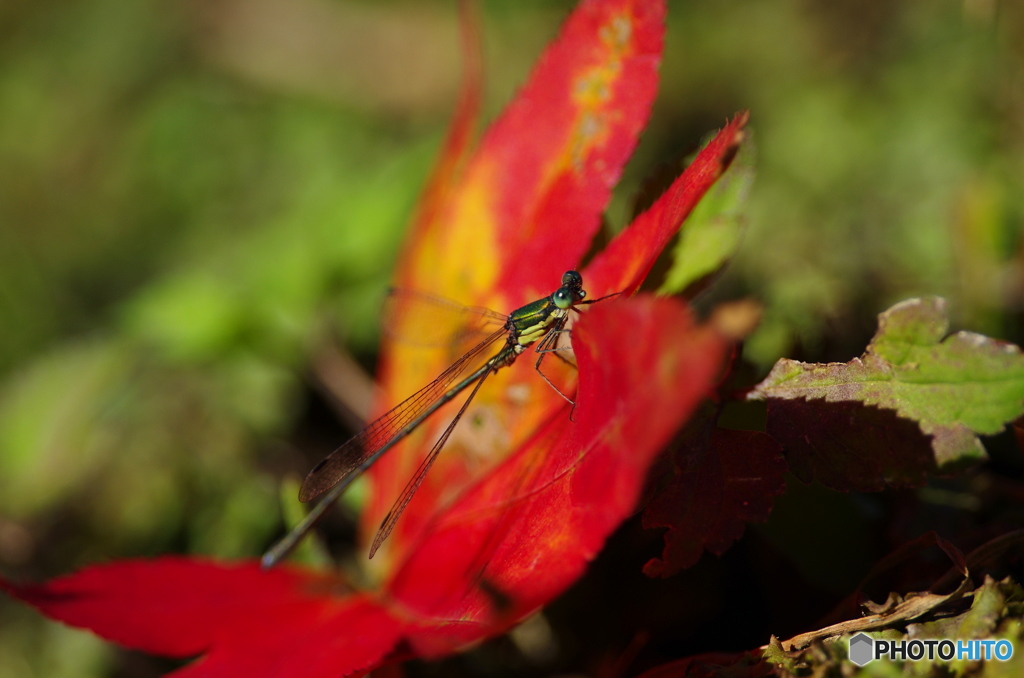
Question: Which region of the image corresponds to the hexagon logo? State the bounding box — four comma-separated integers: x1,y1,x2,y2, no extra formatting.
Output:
849,633,874,666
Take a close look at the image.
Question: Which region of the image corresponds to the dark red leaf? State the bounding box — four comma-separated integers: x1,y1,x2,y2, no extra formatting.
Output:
767,398,936,492
642,427,786,578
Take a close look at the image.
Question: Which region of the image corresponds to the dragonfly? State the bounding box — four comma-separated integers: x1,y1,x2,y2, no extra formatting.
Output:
261,270,601,568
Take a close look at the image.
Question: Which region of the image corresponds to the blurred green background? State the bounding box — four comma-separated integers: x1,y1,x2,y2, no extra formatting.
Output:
0,0,1021,676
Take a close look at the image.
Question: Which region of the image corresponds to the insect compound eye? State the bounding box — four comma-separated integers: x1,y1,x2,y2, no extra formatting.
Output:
552,288,574,310
561,270,582,288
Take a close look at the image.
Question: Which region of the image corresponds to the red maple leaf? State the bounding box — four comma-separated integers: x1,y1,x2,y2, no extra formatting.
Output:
2,0,748,674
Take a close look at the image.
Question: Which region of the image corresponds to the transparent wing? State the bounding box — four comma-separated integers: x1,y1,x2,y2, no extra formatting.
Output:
298,325,509,502
382,288,508,348
368,366,494,558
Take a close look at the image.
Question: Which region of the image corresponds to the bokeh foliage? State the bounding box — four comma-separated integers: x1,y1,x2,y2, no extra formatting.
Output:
1,1,1021,676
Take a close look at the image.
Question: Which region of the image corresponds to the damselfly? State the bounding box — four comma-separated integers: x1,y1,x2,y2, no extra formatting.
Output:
262,270,599,567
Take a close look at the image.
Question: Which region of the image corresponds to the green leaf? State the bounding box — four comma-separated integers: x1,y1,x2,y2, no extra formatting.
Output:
0,340,125,516
659,132,754,297
751,297,1024,486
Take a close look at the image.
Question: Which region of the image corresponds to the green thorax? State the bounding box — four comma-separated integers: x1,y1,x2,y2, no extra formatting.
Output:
508,297,562,347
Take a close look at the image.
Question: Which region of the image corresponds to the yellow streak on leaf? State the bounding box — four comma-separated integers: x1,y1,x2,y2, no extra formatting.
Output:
417,163,501,301
564,12,633,173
